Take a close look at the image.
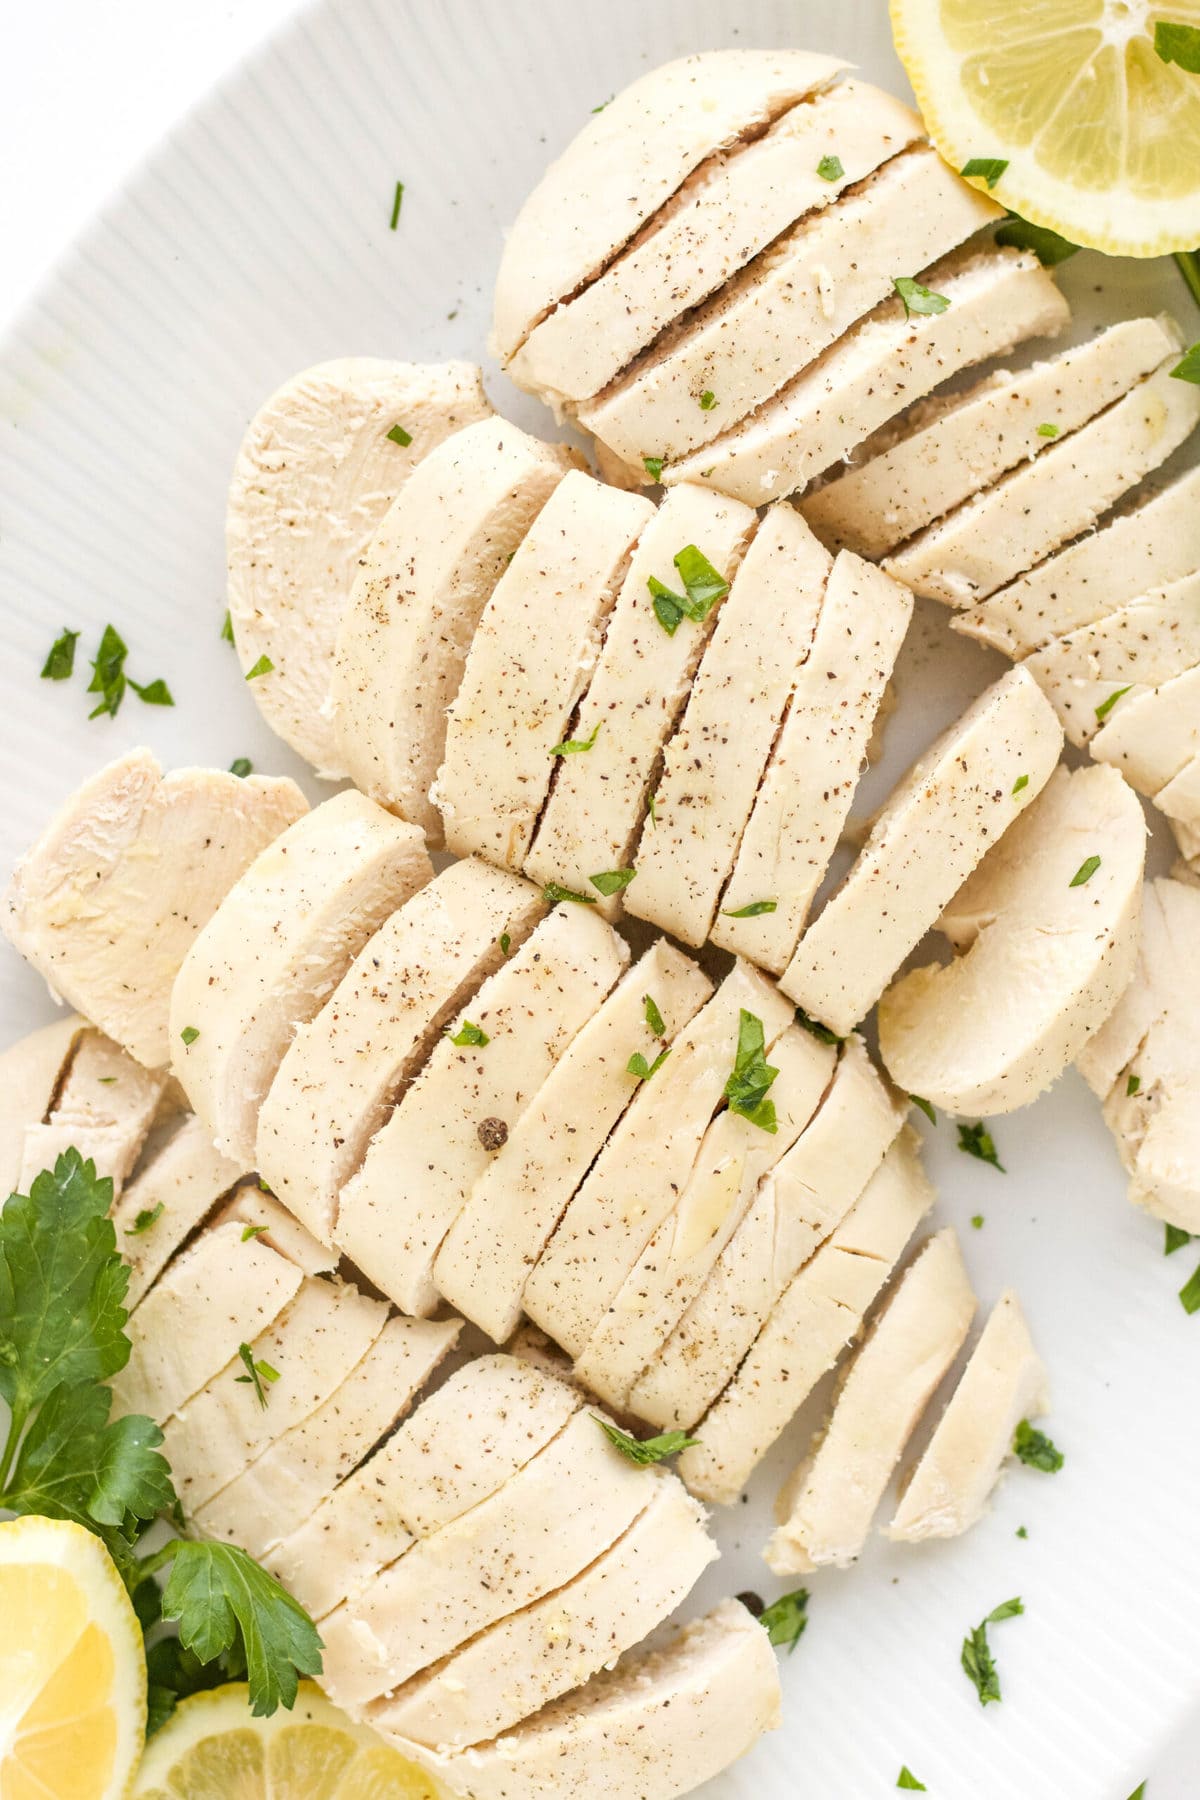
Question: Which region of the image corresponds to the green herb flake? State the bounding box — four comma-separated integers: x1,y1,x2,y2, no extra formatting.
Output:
721,898,778,918
971,1213,984,1230
1013,774,1029,795
245,655,274,681
909,1095,936,1125
698,389,718,410
1171,342,1200,384
41,628,79,682
234,1343,280,1410
897,1770,927,1792
1036,422,1060,438
1179,1262,1200,1315
961,156,1009,188
643,455,665,483
499,932,512,956
86,624,130,719
893,276,951,318
646,790,658,825
961,1597,1024,1705
675,544,731,619
130,678,174,707
1016,1525,1028,1539
589,868,637,897
817,153,844,182
1155,20,1200,71
229,758,253,779
550,721,601,756
1165,1223,1192,1256
643,994,666,1036
759,1587,809,1654
627,1047,670,1082
1013,1419,1063,1472
389,180,405,230
1095,685,1132,722
724,1009,780,1134
125,1203,165,1237
386,423,413,447
448,1020,489,1048
1126,1784,1148,1800
1126,1072,1142,1097
221,610,235,644
795,1008,844,1047
180,1026,200,1047
542,882,597,907
648,575,689,637
593,1415,698,1465
958,1120,1005,1172
995,214,1079,265
241,1224,269,1243
1070,855,1102,888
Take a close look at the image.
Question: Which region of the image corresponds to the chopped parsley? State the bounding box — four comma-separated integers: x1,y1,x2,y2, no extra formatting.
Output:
1126,1785,1148,1800
995,213,1079,265
245,655,274,681
643,994,666,1036
1179,1262,1200,1315
386,423,413,447
893,276,950,318
41,628,79,681
1069,854,1101,888
229,758,253,778
221,609,235,644
646,790,659,825
1126,1073,1141,1097
1036,422,1060,438
241,1224,269,1242
961,157,1008,189
698,389,718,410
542,882,596,907
724,1010,780,1134
909,1095,936,1125
958,1120,1004,1171
759,1587,809,1653
499,931,512,956
550,722,601,756
1165,1224,1191,1256
234,1343,280,1409
1013,1419,1063,1472
897,1770,927,1792
648,544,730,636
448,1020,489,1048
643,455,665,482
125,1204,164,1236
130,678,174,707
1016,1525,1028,1539
961,1597,1023,1705
1155,20,1200,71
593,1416,698,1464
1171,342,1200,384
795,1008,843,1047
589,868,637,897
817,153,844,182
721,898,778,918
86,624,130,719
179,1026,200,1047
627,1047,670,1082
971,1213,984,1229
389,180,404,229
1095,685,1131,722
1013,774,1029,795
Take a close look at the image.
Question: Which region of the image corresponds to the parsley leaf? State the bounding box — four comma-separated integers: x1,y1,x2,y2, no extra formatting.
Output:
499,931,512,956
129,678,174,707
41,628,79,681
957,1121,1005,1172
389,180,405,229
897,1769,927,1792
698,389,718,410
245,655,274,681
1165,1224,1191,1255
674,544,730,618
1070,854,1101,888
542,881,597,907
161,1541,322,1717
643,994,666,1036
721,898,777,918
1013,773,1029,794
386,423,413,447
627,1047,670,1082
1179,1262,1200,1315
817,153,844,181
241,1224,269,1242
759,1587,809,1653
549,721,601,756
221,610,235,644
1013,1419,1063,1472
1126,1784,1147,1800
643,455,665,482
3,1383,171,1559
961,1597,1023,1705
180,1026,200,1046
1155,20,1200,71
893,276,950,317
1171,342,1200,384
589,868,637,897
910,1095,936,1125
593,1416,698,1464
1095,685,1131,722
1037,421,1060,438
648,575,689,636
795,1008,843,1047
233,1343,279,1409
230,758,253,778
724,1010,780,1134
125,1204,164,1236
971,1213,984,1229
961,157,1008,188
995,213,1079,265
87,624,130,719
448,1020,489,1047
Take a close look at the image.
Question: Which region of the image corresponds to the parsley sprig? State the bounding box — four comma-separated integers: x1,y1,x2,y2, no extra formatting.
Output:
961,1597,1024,1705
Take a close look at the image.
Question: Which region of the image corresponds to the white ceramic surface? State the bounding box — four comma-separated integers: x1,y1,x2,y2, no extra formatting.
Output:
0,3,1197,1795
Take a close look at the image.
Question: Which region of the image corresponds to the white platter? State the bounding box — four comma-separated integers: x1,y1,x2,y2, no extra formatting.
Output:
0,2,1197,1795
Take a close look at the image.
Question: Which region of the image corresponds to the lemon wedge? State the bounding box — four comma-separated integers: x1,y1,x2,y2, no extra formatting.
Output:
133,1683,445,1799
891,0,1200,255
0,1515,147,1800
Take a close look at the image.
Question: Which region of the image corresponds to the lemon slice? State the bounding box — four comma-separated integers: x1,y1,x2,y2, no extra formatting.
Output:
133,1683,446,1799
891,0,1200,255
0,1515,147,1800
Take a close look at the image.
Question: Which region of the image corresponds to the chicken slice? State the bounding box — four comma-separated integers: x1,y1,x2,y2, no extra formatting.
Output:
110,1222,302,1425
1077,876,1200,1231
110,1113,245,1307
765,1228,976,1573
0,1015,84,1196
581,146,1000,472
782,668,1064,1037
162,1276,388,1513
320,1409,658,1708
435,942,712,1344
492,49,846,362
195,1313,461,1558
879,765,1145,1115
335,905,628,1317
368,1476,717,1750
678,1127,934,1504
394,1599,779,1800
575,1024,836,1410
4,750,307,1069
256,859,544,1242
228,358,492,774
1157,759,1200,862
626,506,830,947
19,1028,166,1197
712,553,912,972
170,790,431,1166
210,1183,336,1279
954,466,1200,658
1090,663,1200,802
332,420,570,842
267,1355,580,1621
509,79,922,408
524,485,755,915
1022,572,1200,749
887,1290,1047,1542
434,471,653,868
523,962,793,1358
887,351,1200,605
632,1036,907,1432
661,247,1067,505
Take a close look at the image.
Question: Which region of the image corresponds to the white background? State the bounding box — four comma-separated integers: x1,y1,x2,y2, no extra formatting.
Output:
1,4,1197,1793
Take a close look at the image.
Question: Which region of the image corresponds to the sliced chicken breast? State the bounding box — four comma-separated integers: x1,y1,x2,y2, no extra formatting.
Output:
525,485,755,915
575,1023,836,1410
660,247,1068,505
782,668,1064,1037
170,790,431,1165
766,1228,976,1574
268,1355,581,1621
1091,663,1200,802
162,1276,388,1513
435,942,712,1344
879,764,1145,1115
335,905,627,1317
435,471,653,868
954,466,1200,658
803,316,1179,558
228,358,491,773
712,552,913,972
195,1313,461,1558
0,1014,84,1196
1157,759,1200,861
888,1289,1047,1542
110,1222,302,1425
110,1113,245,1307
256,859,544,1242
509,79,922,407
211,1183,336,1278
4,750,307,1069
580,146,999,473
368,1476,717,1750
320,1410,656,1708
632,1036,908,1432
678,1127,934,1505
385,1599,781,1800
19,1028,166,1197
332,419,570,841
626,506,830,947
492,49,847,362
887,351,1200,605
523,961,793,1359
